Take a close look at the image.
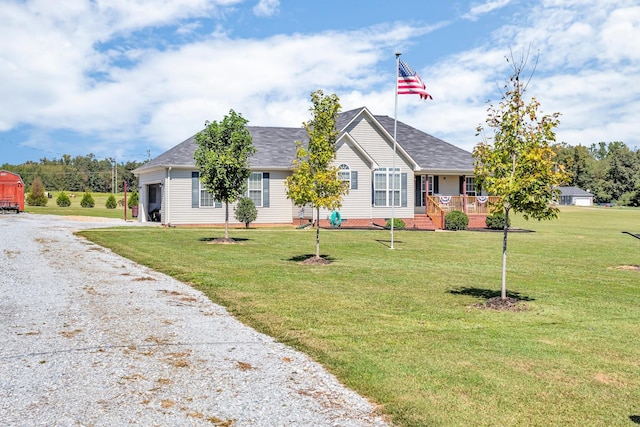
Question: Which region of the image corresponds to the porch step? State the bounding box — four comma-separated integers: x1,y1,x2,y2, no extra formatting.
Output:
411,214,436,230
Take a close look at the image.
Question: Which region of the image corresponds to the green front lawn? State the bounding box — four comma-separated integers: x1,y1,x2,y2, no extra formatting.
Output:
79,207,640,426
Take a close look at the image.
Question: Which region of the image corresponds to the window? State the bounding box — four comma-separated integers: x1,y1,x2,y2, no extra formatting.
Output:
247,172,263,207
200,183,216,207
373,167,401,207
465,176,476,196
338,164,351,187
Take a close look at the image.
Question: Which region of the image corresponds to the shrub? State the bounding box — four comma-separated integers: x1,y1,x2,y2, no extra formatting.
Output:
385,218,406,229
56,191,71,207
105,194,117,209
234,197,257,228
486,211,511,229
616,191,640,207
444,210,468,231
127,192,139,209
26,177,48,206
80,192,95,208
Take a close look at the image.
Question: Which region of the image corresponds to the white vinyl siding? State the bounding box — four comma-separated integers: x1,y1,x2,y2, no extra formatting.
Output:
161,169,292,225
330,139,372,220
340,114,414,218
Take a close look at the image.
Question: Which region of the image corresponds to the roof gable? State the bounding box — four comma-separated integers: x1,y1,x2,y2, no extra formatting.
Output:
373,115,474,172
135,107,474,174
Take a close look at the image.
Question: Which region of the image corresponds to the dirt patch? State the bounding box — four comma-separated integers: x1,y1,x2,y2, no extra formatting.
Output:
613,265,640,271
301,257,331,265
473,296,528,311
207,238,239,245
236,361,256,371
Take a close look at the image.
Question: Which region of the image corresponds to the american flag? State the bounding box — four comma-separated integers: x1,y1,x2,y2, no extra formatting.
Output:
397,59,432,100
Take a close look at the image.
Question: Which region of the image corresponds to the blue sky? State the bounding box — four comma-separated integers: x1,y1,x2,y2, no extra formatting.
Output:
1,0,639,165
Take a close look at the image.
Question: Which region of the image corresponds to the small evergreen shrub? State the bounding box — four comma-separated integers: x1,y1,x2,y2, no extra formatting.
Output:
385,218,406,229
234,197,257,228
26,177,48,206
56,191,71,207
105,194,117,209
444,210,468,231
127,192,139,209
80,192,95,208
486,211,511,230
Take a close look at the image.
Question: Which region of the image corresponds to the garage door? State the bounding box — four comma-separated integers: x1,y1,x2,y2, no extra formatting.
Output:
574,197,592,206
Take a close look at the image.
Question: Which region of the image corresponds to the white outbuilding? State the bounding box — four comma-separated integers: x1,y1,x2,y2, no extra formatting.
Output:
558,186,594,206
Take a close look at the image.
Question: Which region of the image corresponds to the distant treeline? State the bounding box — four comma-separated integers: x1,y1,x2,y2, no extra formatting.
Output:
3,142,639,205
1,154,145,193
554,141,640,205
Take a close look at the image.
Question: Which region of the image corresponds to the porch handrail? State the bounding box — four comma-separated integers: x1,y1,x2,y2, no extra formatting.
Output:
426,195,501,228
425,195,445,229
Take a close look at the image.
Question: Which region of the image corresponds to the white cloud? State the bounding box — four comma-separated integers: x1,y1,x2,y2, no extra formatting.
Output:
428,0,640,152
463,0,513,21
1,0,639,162
253,0,279,17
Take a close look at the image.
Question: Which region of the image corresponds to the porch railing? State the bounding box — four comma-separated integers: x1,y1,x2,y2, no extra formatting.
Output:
425,195,501,229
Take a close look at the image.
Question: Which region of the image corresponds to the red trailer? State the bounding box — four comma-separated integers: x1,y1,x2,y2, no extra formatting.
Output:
0,170,25,213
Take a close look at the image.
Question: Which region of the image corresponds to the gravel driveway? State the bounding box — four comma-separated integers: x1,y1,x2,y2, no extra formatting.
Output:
0,214,388,426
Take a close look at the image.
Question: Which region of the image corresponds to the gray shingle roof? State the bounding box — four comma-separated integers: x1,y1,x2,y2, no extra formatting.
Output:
135,107,473,174
134,127,306,173
373,114,474,171
559,186,593,197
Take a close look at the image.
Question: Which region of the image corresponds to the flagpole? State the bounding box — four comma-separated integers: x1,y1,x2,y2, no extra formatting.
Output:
391,52,401,250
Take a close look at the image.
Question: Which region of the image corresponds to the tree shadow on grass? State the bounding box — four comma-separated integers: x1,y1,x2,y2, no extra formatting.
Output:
448,287,535,302
198,237,250,243
287,254,336,263
630,415,640,424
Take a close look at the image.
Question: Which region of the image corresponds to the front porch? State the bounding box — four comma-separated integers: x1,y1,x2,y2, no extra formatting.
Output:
425,195,500,229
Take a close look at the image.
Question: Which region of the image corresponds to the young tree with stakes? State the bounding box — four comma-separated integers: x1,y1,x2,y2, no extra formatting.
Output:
285,90,348,260
194,110,256,240
473,51,567,300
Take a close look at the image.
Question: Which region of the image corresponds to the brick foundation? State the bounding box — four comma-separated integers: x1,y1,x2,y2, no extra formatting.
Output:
169,214,488,231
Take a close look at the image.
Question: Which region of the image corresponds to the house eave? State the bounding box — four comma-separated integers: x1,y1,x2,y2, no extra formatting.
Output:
134,164,294,175
416,168,475,175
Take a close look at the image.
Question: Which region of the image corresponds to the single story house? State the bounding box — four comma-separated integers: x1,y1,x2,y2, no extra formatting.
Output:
133,107,487,229
557,186,594,206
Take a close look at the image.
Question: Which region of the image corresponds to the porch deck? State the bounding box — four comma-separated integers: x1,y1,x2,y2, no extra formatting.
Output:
426,195,500,229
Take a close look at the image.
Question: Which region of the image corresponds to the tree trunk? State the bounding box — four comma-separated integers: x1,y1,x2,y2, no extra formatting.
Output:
315,206,321,259
501,207,510,299
225,202,230,240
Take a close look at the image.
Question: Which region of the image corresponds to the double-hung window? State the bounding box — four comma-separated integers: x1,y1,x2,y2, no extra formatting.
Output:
200,183,215,207
191,171,219,208
374,167,401,207
247,172,263,207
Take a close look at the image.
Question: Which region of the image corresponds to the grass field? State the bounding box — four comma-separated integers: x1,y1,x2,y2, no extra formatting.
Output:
78,207,640,426
24,192,132,219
